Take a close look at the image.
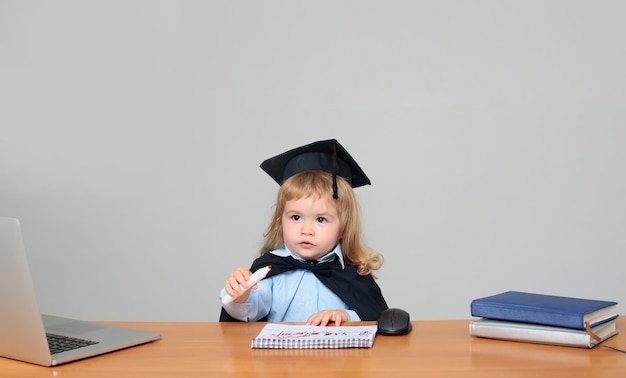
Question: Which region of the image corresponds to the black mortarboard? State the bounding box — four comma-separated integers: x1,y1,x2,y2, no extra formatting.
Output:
260,139,371,199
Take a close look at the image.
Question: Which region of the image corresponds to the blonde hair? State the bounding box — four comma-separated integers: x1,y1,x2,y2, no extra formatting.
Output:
259,171,383,276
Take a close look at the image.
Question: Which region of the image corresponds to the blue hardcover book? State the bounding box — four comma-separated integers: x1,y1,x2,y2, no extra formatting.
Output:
470,291,618,330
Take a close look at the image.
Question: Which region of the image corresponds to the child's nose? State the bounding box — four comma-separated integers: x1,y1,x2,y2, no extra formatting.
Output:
301,222,314,235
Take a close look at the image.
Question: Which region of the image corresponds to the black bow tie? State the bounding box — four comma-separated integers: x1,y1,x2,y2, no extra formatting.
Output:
284,256,333,277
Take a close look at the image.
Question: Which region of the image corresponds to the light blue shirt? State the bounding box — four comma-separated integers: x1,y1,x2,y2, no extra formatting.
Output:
219,245,360,322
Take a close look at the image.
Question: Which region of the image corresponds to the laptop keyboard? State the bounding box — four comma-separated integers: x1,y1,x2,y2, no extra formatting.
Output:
46,333,99,355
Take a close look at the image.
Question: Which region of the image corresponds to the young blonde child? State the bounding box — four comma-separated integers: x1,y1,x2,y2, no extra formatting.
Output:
219,139,388,325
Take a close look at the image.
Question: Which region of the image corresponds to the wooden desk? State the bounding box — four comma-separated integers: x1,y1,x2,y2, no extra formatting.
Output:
1,318,624,377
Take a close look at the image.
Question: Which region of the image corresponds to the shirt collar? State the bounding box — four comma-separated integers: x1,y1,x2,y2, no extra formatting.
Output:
270,244,346,269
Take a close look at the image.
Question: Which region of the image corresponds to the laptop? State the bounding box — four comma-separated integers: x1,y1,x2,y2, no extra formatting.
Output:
0,217,161,366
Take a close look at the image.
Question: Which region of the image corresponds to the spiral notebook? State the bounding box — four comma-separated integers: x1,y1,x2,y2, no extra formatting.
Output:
251,323,377,349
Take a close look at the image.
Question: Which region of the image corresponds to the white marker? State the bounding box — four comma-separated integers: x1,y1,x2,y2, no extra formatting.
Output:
221,265,272,305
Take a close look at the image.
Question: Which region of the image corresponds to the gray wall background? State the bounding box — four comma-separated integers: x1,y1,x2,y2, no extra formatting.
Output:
1,1,624,321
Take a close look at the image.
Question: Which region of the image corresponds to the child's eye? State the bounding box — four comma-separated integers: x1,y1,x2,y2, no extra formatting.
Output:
291,215,301,221
316,217,327,223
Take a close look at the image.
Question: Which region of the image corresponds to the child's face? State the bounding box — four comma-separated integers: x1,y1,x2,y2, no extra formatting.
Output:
281,196,341,261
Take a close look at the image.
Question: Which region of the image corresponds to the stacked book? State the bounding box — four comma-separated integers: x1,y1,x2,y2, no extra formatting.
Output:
469,291,619,348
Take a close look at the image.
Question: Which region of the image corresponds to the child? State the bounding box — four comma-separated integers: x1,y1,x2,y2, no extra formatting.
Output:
219,139,388,325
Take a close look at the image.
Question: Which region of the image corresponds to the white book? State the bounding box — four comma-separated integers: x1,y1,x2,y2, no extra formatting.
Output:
469,318,619,348
251,323,378,349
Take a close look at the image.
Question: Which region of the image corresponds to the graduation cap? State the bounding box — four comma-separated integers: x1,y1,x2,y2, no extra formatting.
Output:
260,139,371,199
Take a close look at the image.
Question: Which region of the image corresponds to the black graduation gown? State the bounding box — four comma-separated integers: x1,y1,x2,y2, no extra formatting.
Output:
219,253,388,322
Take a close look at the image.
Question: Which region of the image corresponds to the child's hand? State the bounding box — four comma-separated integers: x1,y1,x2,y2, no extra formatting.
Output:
306,310,350,326
224,267,257,303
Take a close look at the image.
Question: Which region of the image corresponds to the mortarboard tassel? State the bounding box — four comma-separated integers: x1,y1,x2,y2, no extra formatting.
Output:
332,142,339,199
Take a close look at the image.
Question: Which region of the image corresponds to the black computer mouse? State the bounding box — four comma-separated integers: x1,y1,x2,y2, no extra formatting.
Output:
377,308,413,335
